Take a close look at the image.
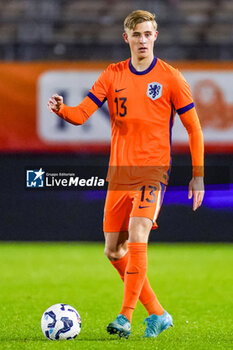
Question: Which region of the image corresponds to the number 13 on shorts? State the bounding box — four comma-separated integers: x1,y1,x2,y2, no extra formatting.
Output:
133,182,166,229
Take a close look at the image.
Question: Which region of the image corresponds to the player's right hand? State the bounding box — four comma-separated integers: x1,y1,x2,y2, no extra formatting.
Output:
47,94,63,113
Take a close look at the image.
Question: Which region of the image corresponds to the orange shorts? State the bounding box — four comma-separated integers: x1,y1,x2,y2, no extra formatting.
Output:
103,181,166,232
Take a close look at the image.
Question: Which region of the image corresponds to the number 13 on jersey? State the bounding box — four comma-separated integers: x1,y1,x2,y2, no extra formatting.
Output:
114,97,127,117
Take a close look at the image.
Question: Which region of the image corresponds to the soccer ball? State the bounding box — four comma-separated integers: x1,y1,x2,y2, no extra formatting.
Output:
41,303,81,340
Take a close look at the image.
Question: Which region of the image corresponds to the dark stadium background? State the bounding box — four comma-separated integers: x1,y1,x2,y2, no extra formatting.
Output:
0,0,232,242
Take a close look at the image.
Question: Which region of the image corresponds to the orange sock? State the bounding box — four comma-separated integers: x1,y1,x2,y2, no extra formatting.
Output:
110,252,129,282
110,250,164,317
119,242,147,322
140,280,164,316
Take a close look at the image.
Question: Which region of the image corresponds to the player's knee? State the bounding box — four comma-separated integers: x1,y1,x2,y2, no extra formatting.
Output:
104,247,118,260
128,217,152,242
104,247,126,261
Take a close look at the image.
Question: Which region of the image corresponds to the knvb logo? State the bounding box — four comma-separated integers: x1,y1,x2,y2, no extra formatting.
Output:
26,168,45,188
147,82,162,101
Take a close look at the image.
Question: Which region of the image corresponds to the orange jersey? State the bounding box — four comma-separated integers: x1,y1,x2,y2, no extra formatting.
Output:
88,57,194,184
58,56,204,183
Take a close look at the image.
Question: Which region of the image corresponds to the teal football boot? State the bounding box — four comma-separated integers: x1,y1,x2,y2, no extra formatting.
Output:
143,310,173,338
107,314,131,339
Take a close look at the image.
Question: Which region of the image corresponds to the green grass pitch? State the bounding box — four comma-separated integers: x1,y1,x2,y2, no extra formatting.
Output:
0,242,232,350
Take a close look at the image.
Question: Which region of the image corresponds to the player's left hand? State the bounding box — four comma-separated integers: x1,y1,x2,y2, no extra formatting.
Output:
188,177,205,211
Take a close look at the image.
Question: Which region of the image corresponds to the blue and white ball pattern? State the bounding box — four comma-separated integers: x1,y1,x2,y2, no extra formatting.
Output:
41,303,81,340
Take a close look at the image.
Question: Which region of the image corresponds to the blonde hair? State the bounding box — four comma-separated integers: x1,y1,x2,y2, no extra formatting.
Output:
124,10,157,31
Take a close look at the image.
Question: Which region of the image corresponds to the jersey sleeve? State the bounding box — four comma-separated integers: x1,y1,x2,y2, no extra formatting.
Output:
57,96,98,125
171,70,194,115
180,107,204,177
87,65,113,107
55,65,112,124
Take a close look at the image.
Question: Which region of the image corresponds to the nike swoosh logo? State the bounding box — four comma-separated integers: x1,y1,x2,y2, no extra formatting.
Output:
139,205,151,209
126,271,139,274
115,88,126,92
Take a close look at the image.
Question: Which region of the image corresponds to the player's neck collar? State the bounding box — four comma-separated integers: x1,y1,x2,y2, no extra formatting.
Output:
129,56,157,75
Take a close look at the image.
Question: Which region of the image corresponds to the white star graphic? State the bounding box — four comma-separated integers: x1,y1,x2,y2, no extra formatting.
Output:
33,168,45,181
